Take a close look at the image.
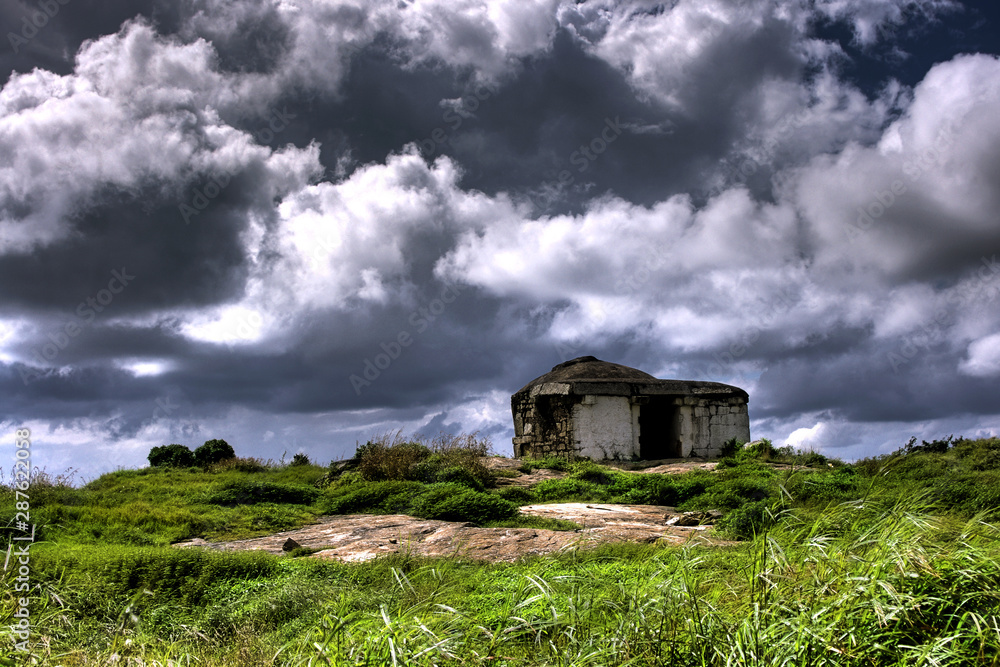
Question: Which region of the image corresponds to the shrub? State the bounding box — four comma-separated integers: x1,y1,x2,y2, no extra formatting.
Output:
407,456,487,490
290,453,311,466
320,480,425,515
738,438,778,462
799,450,829,467
932,470,1000,517
904,435,954,455
534,478,612,503
716,499,775,539
355,434,432,481
194,439,236,466
351,431,496,488
148,444,195,468
680,463,776,511
517,456,571,473
66,546,277,605
424,432,495,487
433,465,486,491
952,437,1000,471
209,457,268,473
569,461,616,485
719,437,743,458
410,483,519,525
617,473,710,506
206,480,320,506
319,479,518,525
494,486,538,504
792,467,860,503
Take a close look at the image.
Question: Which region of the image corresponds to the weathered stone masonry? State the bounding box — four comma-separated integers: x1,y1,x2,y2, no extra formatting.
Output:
512,356,750,460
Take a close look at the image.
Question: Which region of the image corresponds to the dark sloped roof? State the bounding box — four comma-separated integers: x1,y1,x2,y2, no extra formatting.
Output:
514,356,748,400
517,356,654,393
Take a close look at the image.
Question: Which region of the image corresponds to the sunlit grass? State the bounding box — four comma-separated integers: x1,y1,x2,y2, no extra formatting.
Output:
1,436,999,664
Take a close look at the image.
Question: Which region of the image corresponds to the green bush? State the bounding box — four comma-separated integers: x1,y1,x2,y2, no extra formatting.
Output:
681,463,776,511
517,456,572,473
952,437,1000,471
799,451,829,467
408,456,486,490
791,467,861,503
206,480,320,506
195,439,236,466
616,473,710,506
410,483,518,525
210,457,268,473
40,545,278,606
148,444,195,468
932,470,1000,517
349,432,497,489
737,438,778,462
320,480,425,515
433,465,486,491
493,486,538,505
904,435,955,455
719,437,744,458
534,478,612,503
355,439,432,481
290,453,311,466
716,499,775,539
319,480,518,525
569,461,617,485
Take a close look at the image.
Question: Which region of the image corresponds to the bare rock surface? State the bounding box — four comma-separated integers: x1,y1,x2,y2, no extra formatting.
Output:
484,456,718,487
174,503,724,562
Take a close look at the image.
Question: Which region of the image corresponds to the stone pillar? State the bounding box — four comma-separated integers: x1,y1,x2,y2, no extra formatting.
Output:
677,403,694,457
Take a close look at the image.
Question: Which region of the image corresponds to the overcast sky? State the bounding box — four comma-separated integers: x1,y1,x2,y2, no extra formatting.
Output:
2,0,1000,481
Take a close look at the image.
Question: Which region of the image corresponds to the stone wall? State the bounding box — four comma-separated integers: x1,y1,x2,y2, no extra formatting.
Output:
514,388,750,460
512,392,578,457
680,396,750,458
571,396,635,460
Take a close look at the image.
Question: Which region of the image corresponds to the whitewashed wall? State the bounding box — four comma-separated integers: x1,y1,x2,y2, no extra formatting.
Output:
572,396,636,459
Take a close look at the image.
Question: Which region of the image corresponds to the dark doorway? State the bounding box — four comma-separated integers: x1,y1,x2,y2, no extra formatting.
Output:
639,398,680,459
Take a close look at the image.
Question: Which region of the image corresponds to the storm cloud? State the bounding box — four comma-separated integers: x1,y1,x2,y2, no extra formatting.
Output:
2,0,999,479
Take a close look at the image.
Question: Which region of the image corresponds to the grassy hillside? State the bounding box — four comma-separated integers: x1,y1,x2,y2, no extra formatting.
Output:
2,434,1000,665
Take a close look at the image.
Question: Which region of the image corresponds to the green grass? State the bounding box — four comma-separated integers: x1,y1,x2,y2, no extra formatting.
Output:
3,462,331,546
4,498,999,665
2,435,1000,665
318,479,520,525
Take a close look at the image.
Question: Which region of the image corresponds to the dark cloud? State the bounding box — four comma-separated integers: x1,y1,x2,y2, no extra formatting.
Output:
2,0,1000,478
1,0,182,83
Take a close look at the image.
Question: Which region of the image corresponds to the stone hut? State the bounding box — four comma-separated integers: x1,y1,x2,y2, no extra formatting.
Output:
511,356,750,460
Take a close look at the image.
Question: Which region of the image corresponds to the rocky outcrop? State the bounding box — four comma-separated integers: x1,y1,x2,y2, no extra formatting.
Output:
174,503,727,562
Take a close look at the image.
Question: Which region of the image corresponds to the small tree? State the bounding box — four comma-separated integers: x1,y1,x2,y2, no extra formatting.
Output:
195,439,236,466
148,444,196,468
